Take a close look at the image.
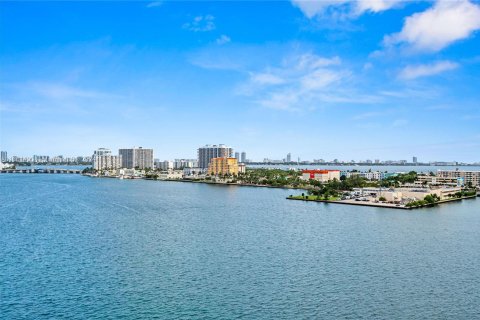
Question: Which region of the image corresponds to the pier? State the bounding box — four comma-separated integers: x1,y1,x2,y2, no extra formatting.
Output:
0,168,81,174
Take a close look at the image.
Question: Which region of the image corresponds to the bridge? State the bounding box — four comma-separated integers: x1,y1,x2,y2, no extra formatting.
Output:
0,168,81,174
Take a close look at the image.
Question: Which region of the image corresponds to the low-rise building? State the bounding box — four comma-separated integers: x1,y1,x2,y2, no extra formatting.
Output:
183,167,205,177
208,157,239,176
353,186,463,202
158,170,183,180
238,163,246,174
301,170,340,182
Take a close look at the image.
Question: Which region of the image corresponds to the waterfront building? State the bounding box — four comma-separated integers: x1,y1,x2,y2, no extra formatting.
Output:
198,144,233,169
437,170,480,186
341,171,385,181
93,154,122,171
174,159,198,169
413,156,418,164
119,147,154,169
238,163,246,174
93,148,112,156
301,170,341,182
286,153,291,162
208,157,239,176
157,160,174,171
241,152,246,163
33,155,49,163
353,186,463,202
183,167,205,177
1,151,7,162
158,171,183,180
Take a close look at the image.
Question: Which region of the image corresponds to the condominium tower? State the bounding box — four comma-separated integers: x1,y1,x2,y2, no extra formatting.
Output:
92,148,121,171
241,152,246,163
118,147,154,169
198,144,233,169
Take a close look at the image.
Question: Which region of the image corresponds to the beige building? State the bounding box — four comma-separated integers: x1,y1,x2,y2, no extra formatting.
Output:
208,157,239,176
354,186,463,202
437,170,480,186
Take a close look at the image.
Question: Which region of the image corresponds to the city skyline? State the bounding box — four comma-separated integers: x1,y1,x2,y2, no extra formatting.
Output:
1,1,480,161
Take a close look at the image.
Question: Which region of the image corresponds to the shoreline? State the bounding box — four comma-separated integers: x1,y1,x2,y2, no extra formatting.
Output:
286,194,477,210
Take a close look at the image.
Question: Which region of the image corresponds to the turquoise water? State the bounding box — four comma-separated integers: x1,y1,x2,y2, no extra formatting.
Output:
1,174,479,319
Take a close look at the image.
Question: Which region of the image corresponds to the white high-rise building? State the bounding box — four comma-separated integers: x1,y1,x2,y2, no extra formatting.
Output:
93,148,121,170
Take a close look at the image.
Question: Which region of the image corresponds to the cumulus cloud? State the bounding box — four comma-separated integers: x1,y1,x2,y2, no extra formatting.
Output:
183,15,215,32
242,54,357,110
384,0,480,52
398,60,459,80
291,0,403,18
216,35,231,45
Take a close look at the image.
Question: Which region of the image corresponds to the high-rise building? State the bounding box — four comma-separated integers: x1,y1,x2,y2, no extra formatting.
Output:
197,144,233,169
241,151,246,163
208,157,239,176
413,156,418,164
93,148,112,156
93,148,121,170
93,155,121,171
286,153,291,162
235,152,240,162
119,147,154,169
1,151,7,162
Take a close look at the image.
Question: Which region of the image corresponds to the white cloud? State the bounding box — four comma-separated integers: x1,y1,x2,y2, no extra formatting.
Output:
183,15,215,32
146,1,162,8
30,82,115,99
355,0,403,14
384,0,480,52
250,73,286,85
398,60,459,80
291,0,403,18
291,0,349,18
216,35,231,45
234,52,388,110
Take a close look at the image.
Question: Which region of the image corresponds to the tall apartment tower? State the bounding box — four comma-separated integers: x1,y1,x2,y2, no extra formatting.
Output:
92,148,121,171
413,156,418,164
241,152,246,163
119,147,154,169
1,151,7,162
235,152,240,162
286,153,291,162
93,148,112,156
197,144,233,169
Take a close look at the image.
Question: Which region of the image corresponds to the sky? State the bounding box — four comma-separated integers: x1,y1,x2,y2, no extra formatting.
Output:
0,0,479,162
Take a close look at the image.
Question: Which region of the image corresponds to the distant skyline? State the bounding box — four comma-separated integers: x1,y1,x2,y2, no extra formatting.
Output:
1,1,479,162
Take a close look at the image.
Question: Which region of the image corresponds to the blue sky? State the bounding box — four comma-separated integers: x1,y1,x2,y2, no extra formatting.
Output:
1,0,479,162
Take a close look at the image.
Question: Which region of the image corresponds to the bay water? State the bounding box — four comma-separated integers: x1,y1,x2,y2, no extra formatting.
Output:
1,174,479,319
